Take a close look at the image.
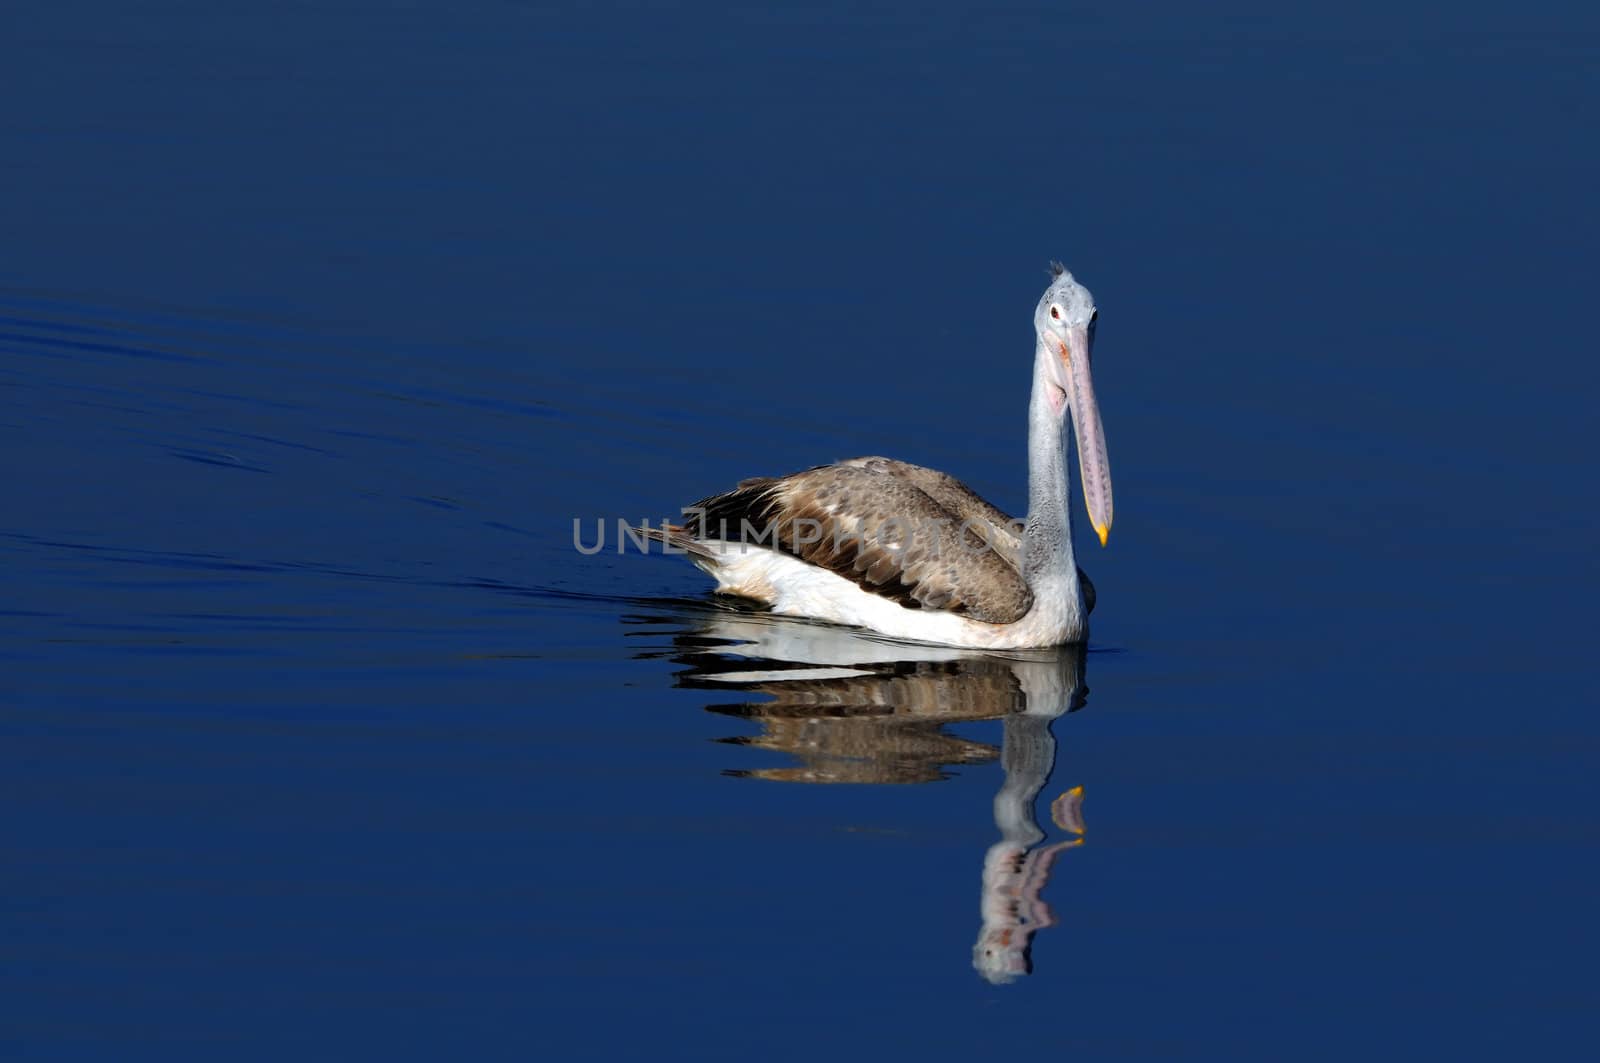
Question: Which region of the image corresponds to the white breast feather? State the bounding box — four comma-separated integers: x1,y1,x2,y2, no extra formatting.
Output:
683,541,1079,649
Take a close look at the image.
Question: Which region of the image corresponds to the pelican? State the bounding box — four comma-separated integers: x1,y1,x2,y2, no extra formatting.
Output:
644,264,1112,649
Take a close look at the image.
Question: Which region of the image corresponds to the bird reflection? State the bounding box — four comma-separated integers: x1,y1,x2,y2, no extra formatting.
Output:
636,608,1089,982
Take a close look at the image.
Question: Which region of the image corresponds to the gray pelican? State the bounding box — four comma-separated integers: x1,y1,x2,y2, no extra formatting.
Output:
645,264,1112,649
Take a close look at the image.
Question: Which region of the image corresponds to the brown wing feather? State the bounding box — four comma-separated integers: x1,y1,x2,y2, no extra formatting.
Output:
684,463,1034,624
836,457,1021,567
833,457,1094,616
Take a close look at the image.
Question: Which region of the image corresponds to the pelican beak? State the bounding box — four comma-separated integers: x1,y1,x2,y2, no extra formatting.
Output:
1060,326,1113,546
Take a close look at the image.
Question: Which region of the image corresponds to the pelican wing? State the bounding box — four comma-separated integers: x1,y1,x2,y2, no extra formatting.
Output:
836,457,1022,568
839,457,1094,615
684,461,1034,624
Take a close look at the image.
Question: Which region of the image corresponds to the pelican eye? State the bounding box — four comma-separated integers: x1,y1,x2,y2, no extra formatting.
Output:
1050,306,1060,320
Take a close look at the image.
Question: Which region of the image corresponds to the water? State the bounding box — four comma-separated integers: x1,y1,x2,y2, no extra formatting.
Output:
3,2,1598,1058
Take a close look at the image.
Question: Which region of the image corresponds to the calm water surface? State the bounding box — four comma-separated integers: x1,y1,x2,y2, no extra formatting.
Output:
3,2,1598,1059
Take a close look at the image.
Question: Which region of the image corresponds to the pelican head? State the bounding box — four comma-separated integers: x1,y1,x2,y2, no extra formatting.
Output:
1034,264,1113,547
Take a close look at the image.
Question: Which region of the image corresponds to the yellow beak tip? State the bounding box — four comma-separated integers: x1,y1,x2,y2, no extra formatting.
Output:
1095,526,1110,547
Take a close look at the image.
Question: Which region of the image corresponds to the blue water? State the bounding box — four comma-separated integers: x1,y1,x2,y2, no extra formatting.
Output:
4,2,1598,1059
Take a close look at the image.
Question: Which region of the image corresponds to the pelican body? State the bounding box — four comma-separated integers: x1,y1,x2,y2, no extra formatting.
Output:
645,265,1113,649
